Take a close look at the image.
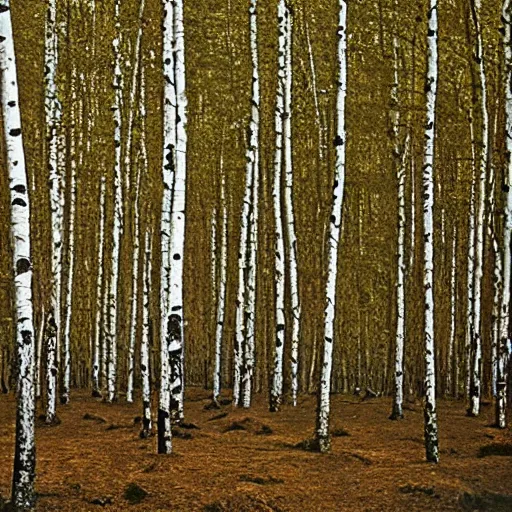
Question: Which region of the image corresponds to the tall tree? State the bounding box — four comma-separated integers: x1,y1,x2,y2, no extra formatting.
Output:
270,0,287,413
422,0,439,464
315,0,347,453
241,0,260,409
0,0,36,506
468,0,490,418
106,0,124,403
497,0,512,429
44,0,62,424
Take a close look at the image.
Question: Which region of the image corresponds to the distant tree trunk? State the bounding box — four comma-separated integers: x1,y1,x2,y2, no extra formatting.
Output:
446,226,457,397
315,0,347,453
107,0,123,404
283,7,300,407
158,0,176,454
468,0,489,418
92,175,106,398
421,0,439,464
140,228,152,438
465,115,477,401
390,18,407,420
61,67,78,406
497,0,512,429
45,0,62,424
126,0,146,404
168,0,188,422
213,145,228,404
0,1,36,506
35,307,44,400
270,0,287,413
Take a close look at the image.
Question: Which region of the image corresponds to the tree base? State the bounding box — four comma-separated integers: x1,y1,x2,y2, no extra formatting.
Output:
91,390,102,398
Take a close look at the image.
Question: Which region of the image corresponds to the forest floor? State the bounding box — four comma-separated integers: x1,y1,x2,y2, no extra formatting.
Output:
0,389,512,511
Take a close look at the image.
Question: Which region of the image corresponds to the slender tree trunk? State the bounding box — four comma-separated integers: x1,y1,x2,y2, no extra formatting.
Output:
447,225,457,396
45,0,62,425
35,307,44,400
390,17,407,420
168,0,188,422
107,0,123,404
61,67,79,406
213,145,228,404
468,0,489,417
0,2,36,506
315,0,347,453
283,7,300,407
140,228,152,438
497,0,512,429
92,176,106,397
270,0,287,413
465,112,477,400
158,0,176,454
422,0,439,464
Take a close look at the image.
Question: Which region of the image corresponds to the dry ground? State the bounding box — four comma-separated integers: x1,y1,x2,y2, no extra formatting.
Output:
1,389,511,511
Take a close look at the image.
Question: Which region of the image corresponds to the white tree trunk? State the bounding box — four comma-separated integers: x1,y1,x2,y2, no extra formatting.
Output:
447,226,457,396
107,0,123,403
141,228,152,438
168,0,188,421
315,0,347,453
469,0,489,417
241,0,260,409
92,175,106,397
213,160,228,403
45,0,62,424
390,22,407,420
61,67,79,406
158,0,176,454
35,307,44,400
283,8,300,407
0,2,36,505
270,0,287,413
497,0,512,429
422,0,439,464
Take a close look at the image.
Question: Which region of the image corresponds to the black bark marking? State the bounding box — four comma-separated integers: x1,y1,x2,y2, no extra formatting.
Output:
9,128,21,137
13,184,26,194
16,258,30,275
12,198,27,207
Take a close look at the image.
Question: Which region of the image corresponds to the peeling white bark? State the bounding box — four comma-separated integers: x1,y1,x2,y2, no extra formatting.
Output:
141,228,152,438
213,155,228,403
422,0,439,464
315,0,347,453
158,0,176,454
497,0,512,429
241,0,260,409
283,8,300,407
469,0,489,417
0,2,36,505
107,0,123,403
270,0,287,413
92,175,106,397
61,68,79,406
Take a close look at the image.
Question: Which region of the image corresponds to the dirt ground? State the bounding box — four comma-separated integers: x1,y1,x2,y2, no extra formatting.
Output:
0,389,511,511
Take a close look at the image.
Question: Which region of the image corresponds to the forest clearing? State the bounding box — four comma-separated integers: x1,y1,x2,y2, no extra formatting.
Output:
1,390,512,511
2,0,512,510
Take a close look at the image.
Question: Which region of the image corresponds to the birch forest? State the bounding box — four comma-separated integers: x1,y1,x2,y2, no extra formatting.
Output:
1,0,512,510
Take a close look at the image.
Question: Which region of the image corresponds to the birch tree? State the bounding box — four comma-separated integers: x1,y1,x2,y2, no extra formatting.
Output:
168,0,188,421
241,0,260,409
315,0,347,453
213,141,228,405
0,1,36,506
141,228,152,439
446,226,457,396
270,0,287,413
497,0,512,429
92,175,106,397
106,0,123,403
158,0,176,454
44,0,62,424
390,12,408,420
283,7,300,407
468,0,490,418
421,0,439,463
126,0,146,404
